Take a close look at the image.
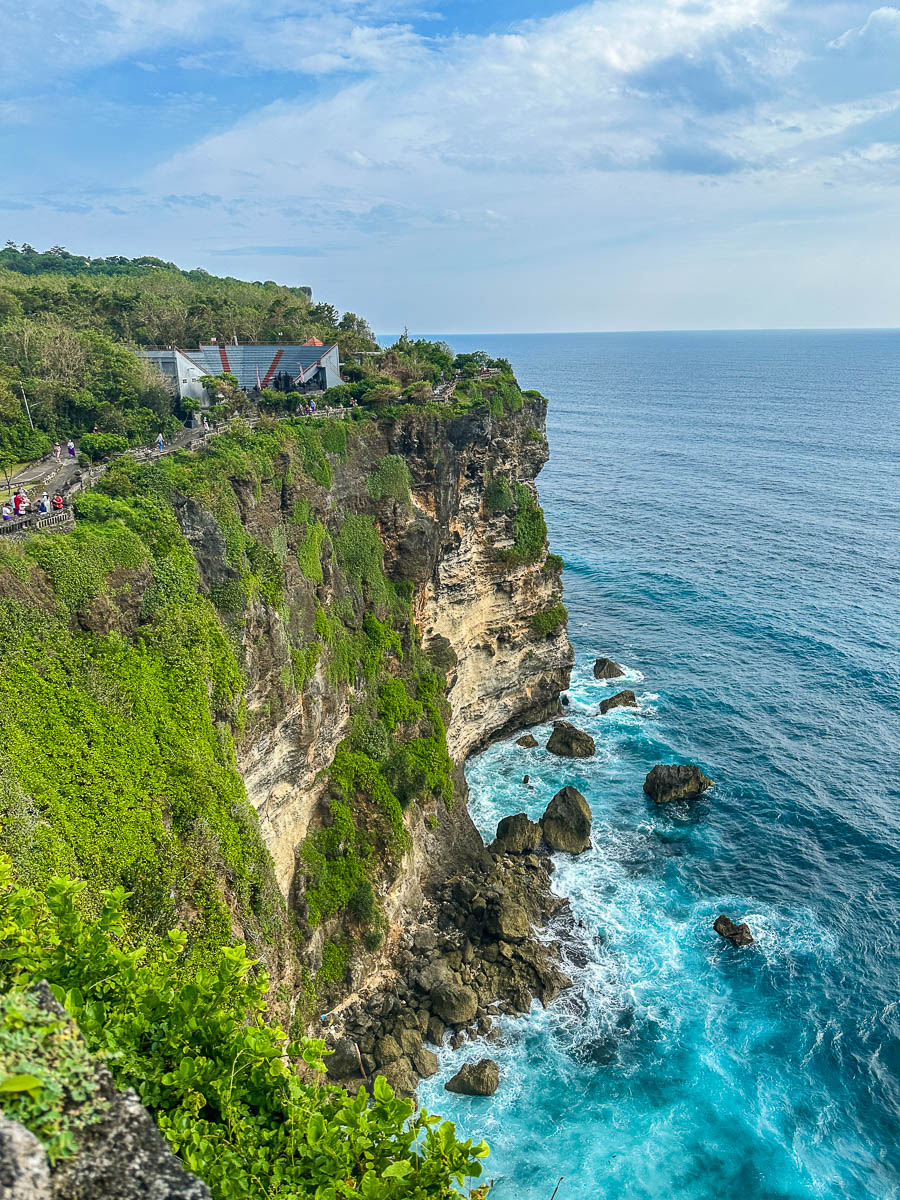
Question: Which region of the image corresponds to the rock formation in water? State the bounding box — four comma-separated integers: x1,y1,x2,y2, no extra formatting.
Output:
599,689,637,715
643,763,714,804
714,915,754,946
445,1059,500,1096
546,720,595,757
593,657,625,679
540,786,592,854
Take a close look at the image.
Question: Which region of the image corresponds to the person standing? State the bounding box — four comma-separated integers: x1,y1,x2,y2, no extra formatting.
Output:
66,439,76,459
202,415,210,435
1,502,11,522
51,493,63,511
53,442,61,463
156,432,164,453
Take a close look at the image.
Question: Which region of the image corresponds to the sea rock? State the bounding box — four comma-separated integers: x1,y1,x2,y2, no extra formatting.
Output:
490,897,531,942
515,734,539,748
540,786,592,854
491,813,541,855
444,1059,501,1097
377,1056,419,1097
643,764,714,804
374,1033,403,1064
593,657,625,680
431,981,479,1026
546,720,595,758
599,689,637,715
414,1047,439,1078
714,915,754,946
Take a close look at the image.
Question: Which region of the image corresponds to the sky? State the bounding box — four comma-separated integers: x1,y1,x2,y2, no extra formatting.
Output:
2,0,899,331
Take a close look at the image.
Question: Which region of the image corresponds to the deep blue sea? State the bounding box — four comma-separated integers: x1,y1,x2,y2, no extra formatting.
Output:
410,332,900,1200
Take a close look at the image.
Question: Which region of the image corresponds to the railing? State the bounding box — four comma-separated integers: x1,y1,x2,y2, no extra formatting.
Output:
0,509,74,538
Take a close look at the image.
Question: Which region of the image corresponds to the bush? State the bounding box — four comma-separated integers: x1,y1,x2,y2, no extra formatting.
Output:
530,602,568,637
368,455,412,504
484,475,514,514
348,881,376,925
0,862,490,1198
78,433,129,462
495,483,547,565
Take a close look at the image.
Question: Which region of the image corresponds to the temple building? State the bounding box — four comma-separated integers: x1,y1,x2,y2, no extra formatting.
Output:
139,340,342,404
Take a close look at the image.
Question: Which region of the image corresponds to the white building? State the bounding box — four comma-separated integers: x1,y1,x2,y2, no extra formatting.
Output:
139,340,342,403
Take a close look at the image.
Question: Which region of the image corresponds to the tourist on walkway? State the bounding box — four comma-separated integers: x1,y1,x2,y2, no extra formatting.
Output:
38,492,50,514
53,443,61,463
156,432,164,452
66,440,76,459
2,503,11,522
202,415,210,434
51,494,63,511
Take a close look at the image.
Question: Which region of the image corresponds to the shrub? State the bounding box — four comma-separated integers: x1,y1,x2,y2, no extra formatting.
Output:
348,881,376,925
484,475,514,514
530,602,568,637
368,454,412,504
78,433,129,462
0,862,490,1198
543,552,564,573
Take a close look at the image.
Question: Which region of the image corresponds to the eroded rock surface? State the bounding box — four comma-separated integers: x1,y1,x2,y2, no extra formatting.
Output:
445,1059,500,1097
593,657,624,680
541,787,592,854
491,813,541,855
714,915,754,946
546,720,595,758
599,689,637,715
643,763,713,804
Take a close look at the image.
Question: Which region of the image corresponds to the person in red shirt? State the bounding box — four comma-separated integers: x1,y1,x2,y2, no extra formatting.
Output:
51,494,64,511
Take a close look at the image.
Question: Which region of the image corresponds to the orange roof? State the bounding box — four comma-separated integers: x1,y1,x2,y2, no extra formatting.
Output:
303,337,325,347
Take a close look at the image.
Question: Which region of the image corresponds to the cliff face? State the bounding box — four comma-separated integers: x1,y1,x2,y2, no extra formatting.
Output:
220,399,571,954
0,387,571,1030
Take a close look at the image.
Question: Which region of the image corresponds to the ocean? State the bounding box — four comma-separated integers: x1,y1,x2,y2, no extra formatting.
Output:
411,331,900,1200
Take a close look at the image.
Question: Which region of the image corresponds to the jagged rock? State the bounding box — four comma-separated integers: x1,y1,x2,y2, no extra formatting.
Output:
546,720,595,758
398,1026,423,1058
0,1113,51,1200
516,734,539,748
599,689,637,715
490,898,531,942
491,813,541,855
445,1059,500,1096
377,1056,419,1097
426,1014,445,1045
414,1047,439,1078
325,1036,362,1080
374,1033,402,1064
540,786,592,854
412,927,437,952
643,763,713,804
593,657,625,680
430,981,478,1026
714,915,754,946
417,957,455,994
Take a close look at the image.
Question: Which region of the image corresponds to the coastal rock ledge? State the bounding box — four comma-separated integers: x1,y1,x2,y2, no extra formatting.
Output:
445,1059,501,1097
643,763,713,804
593,657,625,680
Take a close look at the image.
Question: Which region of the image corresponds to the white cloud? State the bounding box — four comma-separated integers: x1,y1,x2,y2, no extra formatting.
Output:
828,6,900,50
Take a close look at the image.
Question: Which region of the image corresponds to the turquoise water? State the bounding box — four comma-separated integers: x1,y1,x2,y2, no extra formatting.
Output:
414,332,900,1200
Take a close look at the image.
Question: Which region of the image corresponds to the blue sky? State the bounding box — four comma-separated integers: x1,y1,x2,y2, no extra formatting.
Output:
2,0,899,331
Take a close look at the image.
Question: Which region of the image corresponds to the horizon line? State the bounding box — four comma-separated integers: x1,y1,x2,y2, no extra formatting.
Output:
379,325,900,338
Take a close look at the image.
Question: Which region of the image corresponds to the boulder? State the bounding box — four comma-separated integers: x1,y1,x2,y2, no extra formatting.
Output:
643,763,713,804
599,689,637,715
324,1036,362,1080
431,982,479,1026
374,1033,402,1064
491,813,541,855
398,1026,423,1059
445,1059,500,1097
490,898,531,943
540,786,592,854
546,721,595,758
0,1113,51,1200
377,1056,419,1097
593,657,625,680
714,915,754,946
414,1047,440,1078
516,733,539,748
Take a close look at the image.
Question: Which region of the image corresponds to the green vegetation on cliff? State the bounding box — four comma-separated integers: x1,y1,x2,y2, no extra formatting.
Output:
0,859,490,1198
